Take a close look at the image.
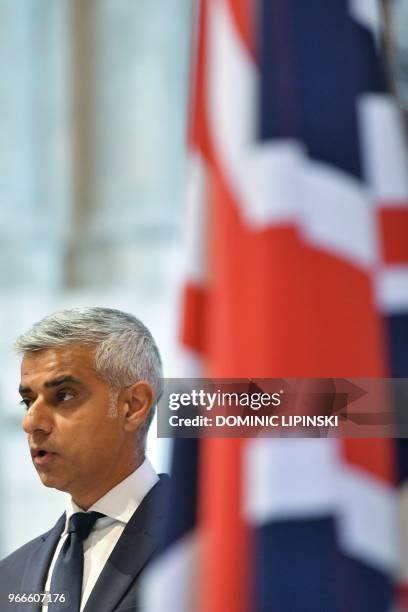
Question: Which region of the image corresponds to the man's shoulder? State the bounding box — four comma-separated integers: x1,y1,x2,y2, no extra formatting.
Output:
0,522,60,587
1,530,48,569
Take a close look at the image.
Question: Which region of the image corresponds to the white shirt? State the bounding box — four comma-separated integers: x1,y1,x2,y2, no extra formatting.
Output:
43,458,158,612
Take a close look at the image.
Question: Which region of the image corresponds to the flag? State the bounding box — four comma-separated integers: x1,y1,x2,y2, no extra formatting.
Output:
141,439,199,611
147,0,408,610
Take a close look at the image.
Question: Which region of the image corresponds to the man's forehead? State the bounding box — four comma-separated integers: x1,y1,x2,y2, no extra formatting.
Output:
20,345,95,379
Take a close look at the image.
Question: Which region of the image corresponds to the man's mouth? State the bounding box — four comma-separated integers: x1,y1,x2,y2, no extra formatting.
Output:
31,448,58,465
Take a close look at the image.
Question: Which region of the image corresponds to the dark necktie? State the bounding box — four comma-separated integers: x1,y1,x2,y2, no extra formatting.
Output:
49,511,104,612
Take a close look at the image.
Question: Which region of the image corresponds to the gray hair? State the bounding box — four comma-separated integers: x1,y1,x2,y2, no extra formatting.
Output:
15,307,163,438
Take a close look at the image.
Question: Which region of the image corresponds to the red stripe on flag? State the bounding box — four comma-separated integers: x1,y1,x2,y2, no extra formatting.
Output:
379,208,408,264
197,438,250,612
208,160,394,486
342,439,395,485
205,156,386,378
225,0,255,59
188,0,212,161
181,283,207,354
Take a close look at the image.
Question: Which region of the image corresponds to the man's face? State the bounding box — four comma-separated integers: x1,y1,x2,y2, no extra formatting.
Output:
19,345,129,503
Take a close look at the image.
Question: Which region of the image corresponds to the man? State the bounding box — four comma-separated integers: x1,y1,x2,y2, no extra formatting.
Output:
0,307,169,612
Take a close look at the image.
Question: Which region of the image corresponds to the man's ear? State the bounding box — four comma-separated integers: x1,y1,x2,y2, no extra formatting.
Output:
121,381,154,432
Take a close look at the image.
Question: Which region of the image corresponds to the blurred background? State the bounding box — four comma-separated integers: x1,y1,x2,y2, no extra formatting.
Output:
0,0,192,556
2,1,408,611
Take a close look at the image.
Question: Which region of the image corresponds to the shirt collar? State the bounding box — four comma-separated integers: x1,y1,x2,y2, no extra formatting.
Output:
64,458,159,530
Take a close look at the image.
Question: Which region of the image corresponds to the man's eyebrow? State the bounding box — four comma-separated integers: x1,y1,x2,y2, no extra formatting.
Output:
18,375,84,394
44,375,84,388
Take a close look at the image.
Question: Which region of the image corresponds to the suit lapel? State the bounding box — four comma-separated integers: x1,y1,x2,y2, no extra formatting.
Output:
18,514,66,612
84,475,169,612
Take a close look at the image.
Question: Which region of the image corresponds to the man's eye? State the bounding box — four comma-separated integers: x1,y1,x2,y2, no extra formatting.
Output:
19,398,32,409
56,391,75,403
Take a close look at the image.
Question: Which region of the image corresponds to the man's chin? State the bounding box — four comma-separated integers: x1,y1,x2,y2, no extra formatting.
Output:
36,470,70,491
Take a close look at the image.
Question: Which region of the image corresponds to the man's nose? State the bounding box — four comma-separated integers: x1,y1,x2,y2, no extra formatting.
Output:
22,399,53,435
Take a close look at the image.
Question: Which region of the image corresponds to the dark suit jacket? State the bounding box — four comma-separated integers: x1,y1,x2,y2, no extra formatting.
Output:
0,475,169,612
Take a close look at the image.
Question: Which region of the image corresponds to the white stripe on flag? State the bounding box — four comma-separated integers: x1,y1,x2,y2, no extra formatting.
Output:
376,265,408,313
243,438,340,522
244,438,398,574
349,0,382,43
338,463,398,574
141,533,199,612
185,152,208,284
239,141,305,227
207,0,257,210
298,159,378,267
358,94,408,202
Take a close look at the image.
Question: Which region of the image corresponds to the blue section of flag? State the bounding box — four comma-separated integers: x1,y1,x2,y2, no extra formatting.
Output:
339,554,394,612
158,438,198,551
386,315,408,378
397,438,408,482
253,518,393,612
253,518,342,612
259,0,386,179
387,315,408,483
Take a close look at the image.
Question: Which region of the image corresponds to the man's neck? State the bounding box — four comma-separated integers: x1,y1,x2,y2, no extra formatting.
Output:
70,457,145,510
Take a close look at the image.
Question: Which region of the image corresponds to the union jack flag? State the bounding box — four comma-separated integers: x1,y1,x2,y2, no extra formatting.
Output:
143,1,408,610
